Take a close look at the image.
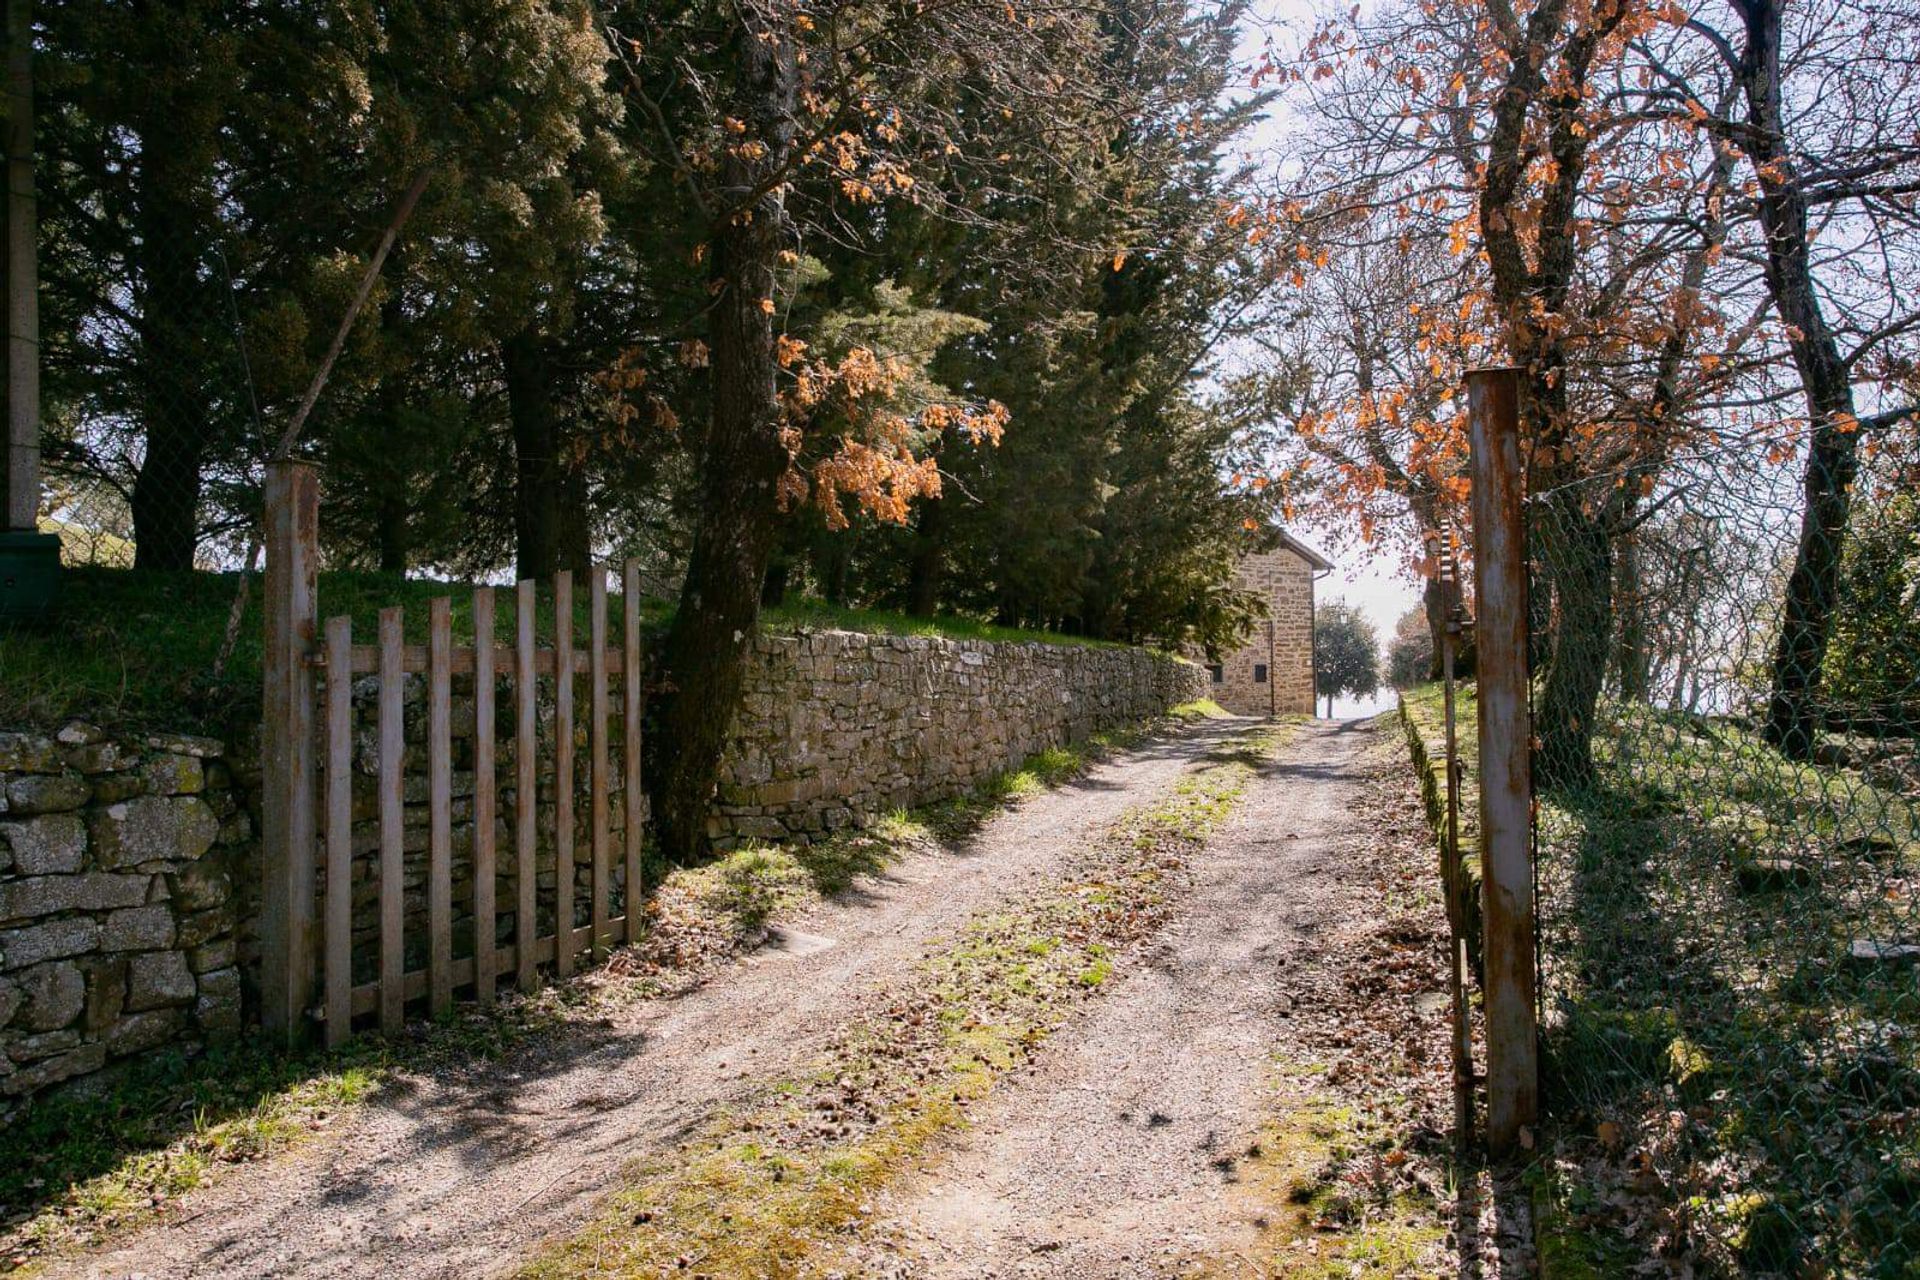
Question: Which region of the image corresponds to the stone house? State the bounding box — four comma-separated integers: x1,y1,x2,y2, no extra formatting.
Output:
1199,534,1332,718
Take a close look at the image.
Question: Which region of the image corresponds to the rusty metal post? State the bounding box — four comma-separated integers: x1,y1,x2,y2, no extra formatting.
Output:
262,460,320,1045
1430,528,1475,1154
1466,366,1538,1154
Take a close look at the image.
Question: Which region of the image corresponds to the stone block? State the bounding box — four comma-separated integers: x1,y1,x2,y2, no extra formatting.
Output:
2,1042,106,1096
175,909,228,950
194,967,242,1033
0,873,151,922
8,1027,80,1061
89,795,220,869
0,976,19,1026
102,904,175,951
1,917,102,971
0,733,63,774
1,812,87,874
188,939,235,974
127,951,196,1011
55,721,104,747
106,1008,183,1056
18,961,86,1031
143,754,206,797
84,957,128,1031
168,857,232,912
89,772,150,804
143,732,225,759
63,740,143,775
6,772,91,815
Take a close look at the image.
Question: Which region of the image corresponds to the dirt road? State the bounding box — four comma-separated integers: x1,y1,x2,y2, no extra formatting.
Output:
55,717,1255,1280
835,717,1429,1278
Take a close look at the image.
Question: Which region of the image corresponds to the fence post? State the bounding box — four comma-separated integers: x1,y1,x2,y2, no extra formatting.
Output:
1466,366,1539,1154
262,460,320,1045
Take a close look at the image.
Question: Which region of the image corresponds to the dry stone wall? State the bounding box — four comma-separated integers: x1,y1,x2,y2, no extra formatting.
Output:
709,632,1207,846
1,630,1198,1104
0,725,249,1105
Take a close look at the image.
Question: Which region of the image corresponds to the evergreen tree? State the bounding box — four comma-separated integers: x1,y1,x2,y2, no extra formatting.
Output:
1314,602,1379,718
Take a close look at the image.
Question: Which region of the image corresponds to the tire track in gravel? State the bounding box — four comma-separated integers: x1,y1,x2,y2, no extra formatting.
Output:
835,716,1404,1279
49,716,1250,1280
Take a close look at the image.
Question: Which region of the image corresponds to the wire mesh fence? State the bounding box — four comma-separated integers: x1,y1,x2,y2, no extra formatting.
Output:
1526,435,1920,1274
38,234,267,573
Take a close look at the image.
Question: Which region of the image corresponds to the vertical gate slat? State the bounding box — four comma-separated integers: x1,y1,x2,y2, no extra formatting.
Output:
324,615,353,1047
472,587,497,1006
622,559,643,944
553,570,576,978
589,572,610,961
377,606,405,1034
515,579,538,993
427,596,453,1017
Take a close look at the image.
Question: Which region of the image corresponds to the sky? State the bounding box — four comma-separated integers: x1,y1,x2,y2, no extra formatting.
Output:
1230,0,1419,721
1291,521,1421,720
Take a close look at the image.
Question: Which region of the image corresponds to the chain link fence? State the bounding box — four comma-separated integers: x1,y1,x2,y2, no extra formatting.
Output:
38,235,266,573
1526,435,1920,1274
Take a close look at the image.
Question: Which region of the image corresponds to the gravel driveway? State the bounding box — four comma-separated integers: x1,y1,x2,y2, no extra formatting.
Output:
51,716,1250,1280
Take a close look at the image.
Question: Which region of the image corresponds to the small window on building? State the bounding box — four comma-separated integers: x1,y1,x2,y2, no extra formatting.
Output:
1207,663,1224,684
1253,663,1269,684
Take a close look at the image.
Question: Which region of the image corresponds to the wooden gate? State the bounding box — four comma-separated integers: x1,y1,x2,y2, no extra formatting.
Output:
260,460,647,1047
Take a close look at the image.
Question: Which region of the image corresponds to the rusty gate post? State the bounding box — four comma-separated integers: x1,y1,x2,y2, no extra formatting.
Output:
1429,528,1474,1154
1466,367,1539,1154
262,460,320,1045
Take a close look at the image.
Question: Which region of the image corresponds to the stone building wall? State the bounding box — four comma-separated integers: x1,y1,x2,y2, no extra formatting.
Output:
0,726,248,1104
710,633,1207,846
1203,546,1322,718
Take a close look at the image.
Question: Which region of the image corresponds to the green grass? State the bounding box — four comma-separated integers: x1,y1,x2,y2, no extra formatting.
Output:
0,1035,396,1265
1531,696,1920,1275
0,569,1160,733
1397,682,1482,977
762,597,1129,650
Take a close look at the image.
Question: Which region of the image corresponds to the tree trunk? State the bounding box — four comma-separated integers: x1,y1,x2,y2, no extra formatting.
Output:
1733,0,1862,758
1535,497,1613,790
1612,528,1648,701
504,329,561,583
646,17,797,864
129,192,207,572
817,534,851,605
375,487,407,575
906,497,945,617
760,556,790,606
558,456,592,579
